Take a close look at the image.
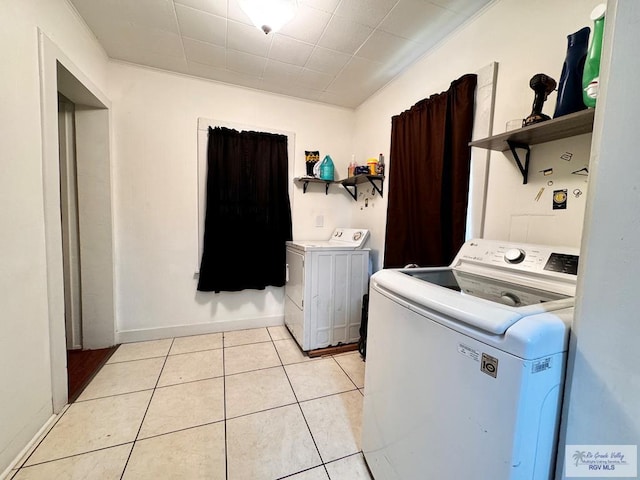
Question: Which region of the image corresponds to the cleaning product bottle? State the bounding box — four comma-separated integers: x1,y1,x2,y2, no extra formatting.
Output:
348,154,356,177
367,158,378,175
319,155,334,181
553,26,590,118
582,4,606,108
377,153,385,175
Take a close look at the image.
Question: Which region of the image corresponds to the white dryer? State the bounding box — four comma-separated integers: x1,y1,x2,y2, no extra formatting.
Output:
285,228,370,351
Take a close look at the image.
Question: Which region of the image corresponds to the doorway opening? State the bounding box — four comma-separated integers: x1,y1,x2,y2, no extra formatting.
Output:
40,32,117,411
57,95,117,401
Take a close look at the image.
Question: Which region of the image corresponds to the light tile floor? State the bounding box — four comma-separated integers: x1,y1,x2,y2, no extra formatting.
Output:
10,326,372,480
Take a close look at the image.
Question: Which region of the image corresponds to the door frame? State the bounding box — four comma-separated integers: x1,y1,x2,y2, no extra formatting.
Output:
38,31,115,412
58,97,83,350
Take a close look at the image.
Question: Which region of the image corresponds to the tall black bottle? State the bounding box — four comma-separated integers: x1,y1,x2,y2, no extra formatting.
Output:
553,26,590,118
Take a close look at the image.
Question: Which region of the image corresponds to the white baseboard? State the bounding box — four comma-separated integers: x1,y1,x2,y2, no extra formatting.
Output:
116,315,285,344
1,405,69,479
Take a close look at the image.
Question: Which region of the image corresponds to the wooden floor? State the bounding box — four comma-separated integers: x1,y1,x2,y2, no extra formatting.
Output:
67,346,118,402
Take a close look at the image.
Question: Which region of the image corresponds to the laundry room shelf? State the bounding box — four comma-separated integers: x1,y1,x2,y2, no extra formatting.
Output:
294,176,335,194
340,174,385,201
469,108,595,184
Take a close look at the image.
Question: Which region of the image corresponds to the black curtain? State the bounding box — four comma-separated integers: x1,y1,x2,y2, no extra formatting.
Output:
198,127,292,292
384,74,477,268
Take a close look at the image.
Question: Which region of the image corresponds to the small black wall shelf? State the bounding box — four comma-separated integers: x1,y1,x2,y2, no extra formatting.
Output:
340,174,384,201
294,176,334,195
469,109,595,184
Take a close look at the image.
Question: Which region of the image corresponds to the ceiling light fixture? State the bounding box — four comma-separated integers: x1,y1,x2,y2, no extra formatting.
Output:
238,0,298,35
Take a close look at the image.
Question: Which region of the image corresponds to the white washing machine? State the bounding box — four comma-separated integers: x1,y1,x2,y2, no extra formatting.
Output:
285,228,370,351
362,238,579,480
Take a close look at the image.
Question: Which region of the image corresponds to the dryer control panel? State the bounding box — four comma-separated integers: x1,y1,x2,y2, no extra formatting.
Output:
329,228,370,248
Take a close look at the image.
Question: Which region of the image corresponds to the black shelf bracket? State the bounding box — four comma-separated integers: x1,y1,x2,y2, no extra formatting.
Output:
340,175,384,202
367,176,384,197
342,183,358,200
507,140,531,184
301,179,330,195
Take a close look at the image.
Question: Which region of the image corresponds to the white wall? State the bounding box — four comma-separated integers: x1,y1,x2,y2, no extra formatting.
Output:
0,0,108,474
354,0,602,270
557,0,640,477
108,63,357,341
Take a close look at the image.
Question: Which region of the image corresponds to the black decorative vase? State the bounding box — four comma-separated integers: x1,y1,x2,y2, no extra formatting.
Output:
554,26,590,118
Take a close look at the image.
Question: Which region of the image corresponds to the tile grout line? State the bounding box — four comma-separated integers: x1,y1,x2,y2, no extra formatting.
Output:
270,328,329,477
275,335,328,473
118,339,175,480
73,386,157,404
14,342,173,473
222,332,229,480
13,441,135,471
15,402,73,471
331,354,362,391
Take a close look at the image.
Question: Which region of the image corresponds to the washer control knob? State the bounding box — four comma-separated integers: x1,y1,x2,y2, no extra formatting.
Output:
504,248,525,264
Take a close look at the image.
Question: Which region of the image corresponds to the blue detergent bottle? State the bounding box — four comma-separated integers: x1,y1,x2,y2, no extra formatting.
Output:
319,155,334,181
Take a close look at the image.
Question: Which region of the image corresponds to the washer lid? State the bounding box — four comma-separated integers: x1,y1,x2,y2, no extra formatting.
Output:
371,268,574,335
403,269,569,307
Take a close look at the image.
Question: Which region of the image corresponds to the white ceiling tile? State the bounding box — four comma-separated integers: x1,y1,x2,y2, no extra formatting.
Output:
186,60,226,80
356,30,413,64
299,0,340,14
269,35,314,66
334,0,398,28
277,5,331,44
431,0,493,17
96,24,184,58
327,57,387,95
339,56,384,81
226,49,267,76
262,59,303,84
380,0,459,44
183,37,226,67
297,68,334,91
304,47,352,75
125,0,179,32
86,23,134,58
187,61,263,89
317,15,373,54
354,30,427,76
118,49,190,75
227,0,253,25
174,0,227,17
138,27,185,57
176,4,227,46
318,90,366,109
69,0,134,57
70,0,127,29
260,80,323,101
227,20,273,56
292,89,324,102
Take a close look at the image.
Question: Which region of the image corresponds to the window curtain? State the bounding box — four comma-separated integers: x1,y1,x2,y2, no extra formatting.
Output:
383,73,477,268
197,127,292,292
